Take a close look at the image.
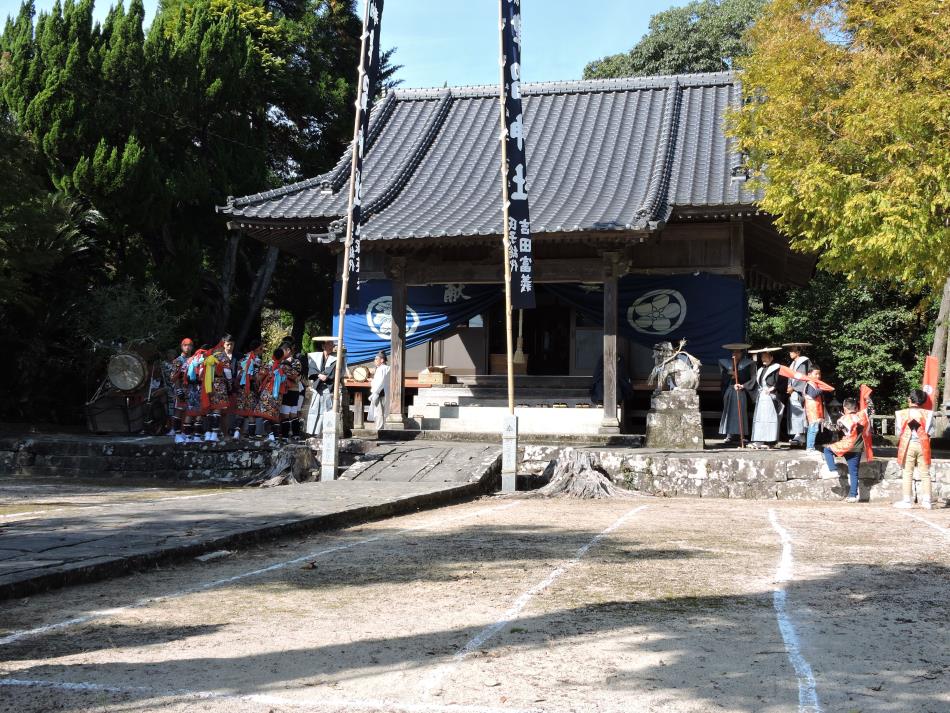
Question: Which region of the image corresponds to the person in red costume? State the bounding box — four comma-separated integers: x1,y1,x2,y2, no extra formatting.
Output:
822,388,874,503
893,389,935,509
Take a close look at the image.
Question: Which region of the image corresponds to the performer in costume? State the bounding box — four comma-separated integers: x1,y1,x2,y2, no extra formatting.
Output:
822,391,874,503
893,388,935,509
305,338,339,436
368,351,390,430
717,343,755,445
201,335,235,442
279,337,305,440
783,343,812,447
256,347,287,442
170,338,194,443
803,366,828,451
749,347,786,448
183,344,211,442
232,339,263,439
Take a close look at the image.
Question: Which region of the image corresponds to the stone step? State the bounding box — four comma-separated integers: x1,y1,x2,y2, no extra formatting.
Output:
455,375,591,389
411,396,596,410
406,405,614,435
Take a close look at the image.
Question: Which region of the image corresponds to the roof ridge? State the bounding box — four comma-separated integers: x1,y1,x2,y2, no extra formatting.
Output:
391,71,736,101
361,89,454,222
633,78,683,230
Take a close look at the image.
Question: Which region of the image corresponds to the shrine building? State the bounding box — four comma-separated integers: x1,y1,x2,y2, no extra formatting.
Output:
219,71,814,436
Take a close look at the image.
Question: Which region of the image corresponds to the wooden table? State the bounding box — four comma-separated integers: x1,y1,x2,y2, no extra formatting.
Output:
344,378,432,429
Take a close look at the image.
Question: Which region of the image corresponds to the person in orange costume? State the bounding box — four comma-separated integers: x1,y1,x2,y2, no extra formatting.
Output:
822,388,874,503
893,389,935,509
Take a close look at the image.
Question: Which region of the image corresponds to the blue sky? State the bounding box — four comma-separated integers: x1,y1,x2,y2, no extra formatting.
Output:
6,0,677,87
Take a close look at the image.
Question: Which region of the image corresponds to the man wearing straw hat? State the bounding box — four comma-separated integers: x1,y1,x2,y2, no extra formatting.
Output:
748,347,787,448
783,342,813,447
718,343,755,445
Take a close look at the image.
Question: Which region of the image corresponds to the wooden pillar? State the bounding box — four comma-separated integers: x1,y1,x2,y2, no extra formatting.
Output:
600,251,621,434
385,257,408,430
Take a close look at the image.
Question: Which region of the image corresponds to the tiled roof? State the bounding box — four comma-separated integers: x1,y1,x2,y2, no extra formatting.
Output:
220,72,759,240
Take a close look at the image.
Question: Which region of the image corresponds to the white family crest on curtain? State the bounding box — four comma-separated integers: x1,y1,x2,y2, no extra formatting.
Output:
627,289,687,335
366,296,421,339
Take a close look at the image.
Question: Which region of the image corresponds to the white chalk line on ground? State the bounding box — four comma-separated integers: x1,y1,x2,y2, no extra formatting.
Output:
899,511,950,538
0,678,541,713
767,509,821,713
0,500,524,646
420,504,649,697
0,492,218,521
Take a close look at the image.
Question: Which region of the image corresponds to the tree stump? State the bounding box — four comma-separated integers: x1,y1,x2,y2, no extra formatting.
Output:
531,448,635,499
244,444,319,487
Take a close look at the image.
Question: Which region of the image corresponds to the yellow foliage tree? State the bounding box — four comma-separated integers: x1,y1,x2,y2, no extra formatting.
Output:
731,0,950,293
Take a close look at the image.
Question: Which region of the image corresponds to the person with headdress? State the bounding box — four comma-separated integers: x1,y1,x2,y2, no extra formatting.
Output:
368,351,390,431
278,337,306,440
232,339,263,439
717,343,755,445
256,347,287,442
170,338,194,444
783,343,812,447
183,343,212,442
749,347,787,449
201,335,235,442
305,338,340,436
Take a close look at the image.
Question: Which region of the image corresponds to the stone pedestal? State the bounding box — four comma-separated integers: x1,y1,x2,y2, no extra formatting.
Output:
501,414,518,492
645,389,704,450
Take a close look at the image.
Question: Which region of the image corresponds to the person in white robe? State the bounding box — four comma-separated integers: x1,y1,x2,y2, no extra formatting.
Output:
368,351,390,430
305,339,338,436
749,348,787,448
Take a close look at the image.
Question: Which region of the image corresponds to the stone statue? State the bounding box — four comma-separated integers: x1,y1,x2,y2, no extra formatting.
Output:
648,339,702,395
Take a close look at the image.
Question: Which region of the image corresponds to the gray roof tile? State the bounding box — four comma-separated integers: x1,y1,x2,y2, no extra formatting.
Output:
221,72,759,239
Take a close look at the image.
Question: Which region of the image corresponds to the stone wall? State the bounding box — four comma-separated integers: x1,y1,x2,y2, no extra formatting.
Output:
520,445,950,503
0,436,366,484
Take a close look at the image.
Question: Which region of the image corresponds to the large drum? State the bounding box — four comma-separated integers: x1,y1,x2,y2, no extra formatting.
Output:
107,352,147,393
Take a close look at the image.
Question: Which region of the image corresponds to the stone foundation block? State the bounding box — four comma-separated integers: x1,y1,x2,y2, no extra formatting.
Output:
650,390,700,410
728,480,777,499
775,478,845,501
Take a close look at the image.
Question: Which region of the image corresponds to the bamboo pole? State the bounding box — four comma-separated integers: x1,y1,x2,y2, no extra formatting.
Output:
329,0,372,436
497,0,514,415
732,353,745,448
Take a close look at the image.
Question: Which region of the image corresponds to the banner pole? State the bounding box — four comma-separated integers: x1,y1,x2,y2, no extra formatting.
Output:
496,0,515,416
323,0,371,481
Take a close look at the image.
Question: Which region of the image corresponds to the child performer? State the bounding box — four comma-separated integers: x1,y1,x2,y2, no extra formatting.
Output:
232,340,263,439
893,389,935,509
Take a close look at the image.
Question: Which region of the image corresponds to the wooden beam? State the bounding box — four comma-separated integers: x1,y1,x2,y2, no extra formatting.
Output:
385,256,408,430
600,252,621,434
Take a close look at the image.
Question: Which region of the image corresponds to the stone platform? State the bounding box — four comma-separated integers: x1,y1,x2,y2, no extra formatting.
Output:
520,444,950,503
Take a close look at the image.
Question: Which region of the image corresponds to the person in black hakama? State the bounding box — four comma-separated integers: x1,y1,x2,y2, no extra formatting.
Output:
749,347,787,449
718,343,755,445
783,342,812,447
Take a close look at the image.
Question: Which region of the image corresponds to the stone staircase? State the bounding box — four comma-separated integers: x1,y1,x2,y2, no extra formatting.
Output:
406,375,616,435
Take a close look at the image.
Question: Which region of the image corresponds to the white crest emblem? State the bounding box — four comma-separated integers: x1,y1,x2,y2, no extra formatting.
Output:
628,289,687,335
366,296,420,339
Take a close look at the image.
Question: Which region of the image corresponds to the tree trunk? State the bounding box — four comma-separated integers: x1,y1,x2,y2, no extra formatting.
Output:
210,231,241,338
291,310,307,353
236,245,279,348
531,448,636,499
930,275,950,359
244,443,319,487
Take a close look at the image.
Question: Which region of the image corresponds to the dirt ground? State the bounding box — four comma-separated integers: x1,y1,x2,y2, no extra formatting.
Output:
0,495,947,713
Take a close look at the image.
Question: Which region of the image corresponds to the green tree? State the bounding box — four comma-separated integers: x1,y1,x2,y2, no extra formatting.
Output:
748,273,933,412
584,0,764,79
731,0,950,292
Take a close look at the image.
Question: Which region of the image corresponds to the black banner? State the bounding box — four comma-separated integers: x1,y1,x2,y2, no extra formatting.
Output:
347,0,385,287
500,0,535,309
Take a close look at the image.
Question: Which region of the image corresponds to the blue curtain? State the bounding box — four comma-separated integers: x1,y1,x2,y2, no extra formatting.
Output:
332,274,745,366
333,281,502,364
547,274,746,364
